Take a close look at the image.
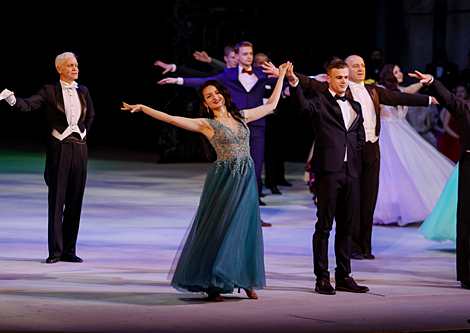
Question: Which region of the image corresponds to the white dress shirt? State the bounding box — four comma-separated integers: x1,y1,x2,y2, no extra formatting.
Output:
348,81,378,143
329,89,356,162
238,65,258,92
52,80,86,141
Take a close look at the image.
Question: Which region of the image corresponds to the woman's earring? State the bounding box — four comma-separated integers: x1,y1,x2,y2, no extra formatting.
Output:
206,107,210,113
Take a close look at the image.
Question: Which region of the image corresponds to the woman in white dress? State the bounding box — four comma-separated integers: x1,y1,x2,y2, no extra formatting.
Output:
373,64,455,225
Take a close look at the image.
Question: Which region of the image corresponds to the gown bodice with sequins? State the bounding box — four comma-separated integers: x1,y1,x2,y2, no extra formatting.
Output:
205,114,253,174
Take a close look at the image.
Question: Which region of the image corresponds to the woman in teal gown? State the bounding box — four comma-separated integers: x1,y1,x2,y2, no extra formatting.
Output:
419,162,458,243
122,63,289,301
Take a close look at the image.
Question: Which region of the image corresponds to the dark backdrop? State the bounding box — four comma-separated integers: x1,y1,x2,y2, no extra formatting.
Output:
0,1,377,162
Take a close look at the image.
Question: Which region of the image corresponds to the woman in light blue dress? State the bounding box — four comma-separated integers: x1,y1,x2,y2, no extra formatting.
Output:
419,163,458,243
121,63,289,301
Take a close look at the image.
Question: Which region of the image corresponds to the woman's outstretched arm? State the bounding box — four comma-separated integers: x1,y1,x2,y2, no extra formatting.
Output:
243,62,289,123
121,103,212,136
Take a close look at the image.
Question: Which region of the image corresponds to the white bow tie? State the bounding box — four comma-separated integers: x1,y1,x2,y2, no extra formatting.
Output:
352,81,365,91
62,82,78,90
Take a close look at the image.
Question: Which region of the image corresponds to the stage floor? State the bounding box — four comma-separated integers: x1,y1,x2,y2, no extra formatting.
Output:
0,146,469,333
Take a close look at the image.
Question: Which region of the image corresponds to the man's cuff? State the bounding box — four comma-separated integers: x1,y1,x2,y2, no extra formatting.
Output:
425,76,434,86
288,78,299,87
6,95,16,106
428,96,432,106
176,78,184,85
171,64,177,72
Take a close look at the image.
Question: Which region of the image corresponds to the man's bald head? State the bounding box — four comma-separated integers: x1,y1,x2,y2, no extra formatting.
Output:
345,55,366,83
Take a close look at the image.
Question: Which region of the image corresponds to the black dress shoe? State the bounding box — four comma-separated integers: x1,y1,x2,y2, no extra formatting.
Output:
461,281,470,289
61,255,83,263
261,220,272,227
269,186,282,195
277,180,292,187
315,278,336,295
259,199,266,206
363,253,375,260
45,257,60,264
335,277,369,293
351,253,364,260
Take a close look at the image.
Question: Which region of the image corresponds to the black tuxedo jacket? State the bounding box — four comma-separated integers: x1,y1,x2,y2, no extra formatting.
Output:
290,83,365,178
12,82,94,137
296,73,430,137
427,79,470,159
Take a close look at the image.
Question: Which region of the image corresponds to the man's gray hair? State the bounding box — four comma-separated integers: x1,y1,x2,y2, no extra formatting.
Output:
55,52,76,68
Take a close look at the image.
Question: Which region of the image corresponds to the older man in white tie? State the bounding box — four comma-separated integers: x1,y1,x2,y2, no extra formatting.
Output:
2,52,95,264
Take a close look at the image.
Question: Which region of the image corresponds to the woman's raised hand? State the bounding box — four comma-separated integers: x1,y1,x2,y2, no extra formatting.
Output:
278,62,291,77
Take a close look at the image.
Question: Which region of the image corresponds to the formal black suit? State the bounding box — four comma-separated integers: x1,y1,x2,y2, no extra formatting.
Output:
426,79,470,282
290,82,365,281
12,82,94,259
296,73,430,256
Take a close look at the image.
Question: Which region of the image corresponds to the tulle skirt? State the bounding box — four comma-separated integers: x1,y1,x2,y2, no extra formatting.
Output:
169,160,265,294
419,163,458,243
373,119,455,225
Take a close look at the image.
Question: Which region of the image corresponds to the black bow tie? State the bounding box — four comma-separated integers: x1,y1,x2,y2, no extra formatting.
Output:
334,94,348,102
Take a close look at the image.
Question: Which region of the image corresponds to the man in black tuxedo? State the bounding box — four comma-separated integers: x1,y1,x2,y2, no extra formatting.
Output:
287,59,368,294
2,52,94,264
294,55,432,260
410,70,470,290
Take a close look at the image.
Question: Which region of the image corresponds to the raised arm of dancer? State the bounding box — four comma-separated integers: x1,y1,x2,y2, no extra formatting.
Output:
261,61,280,78
400,82,423,94
154,60,175,74
121,103,212,136
193,51,226,70
243,62,288,123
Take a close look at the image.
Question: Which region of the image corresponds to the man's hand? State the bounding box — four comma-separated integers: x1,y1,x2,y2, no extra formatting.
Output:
154,60,174,74
261,61,279,78
314,74,327,82
158,78,178,85
409,70,433,85
285,62,298,84
0,89,14,101
193,51,212,63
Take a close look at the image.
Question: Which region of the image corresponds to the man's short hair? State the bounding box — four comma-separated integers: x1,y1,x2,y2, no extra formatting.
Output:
326,59,348,75
55,52,77,68
224,45,235,57
234,41,253,54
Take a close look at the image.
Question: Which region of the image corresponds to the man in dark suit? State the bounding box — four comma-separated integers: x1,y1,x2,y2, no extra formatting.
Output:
158,41,283,221
410,70,470,290
2,52,94,264
287,59,368,295
295,55,432,260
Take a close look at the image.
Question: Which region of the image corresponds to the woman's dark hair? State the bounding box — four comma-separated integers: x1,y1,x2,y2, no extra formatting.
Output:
197,80,245,159
379,63,399,91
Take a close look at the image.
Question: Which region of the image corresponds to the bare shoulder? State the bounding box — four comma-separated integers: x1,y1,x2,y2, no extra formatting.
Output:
200,118,215,138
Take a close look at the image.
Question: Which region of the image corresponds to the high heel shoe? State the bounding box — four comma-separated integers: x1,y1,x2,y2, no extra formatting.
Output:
243,288,258,299
207,292,224,302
